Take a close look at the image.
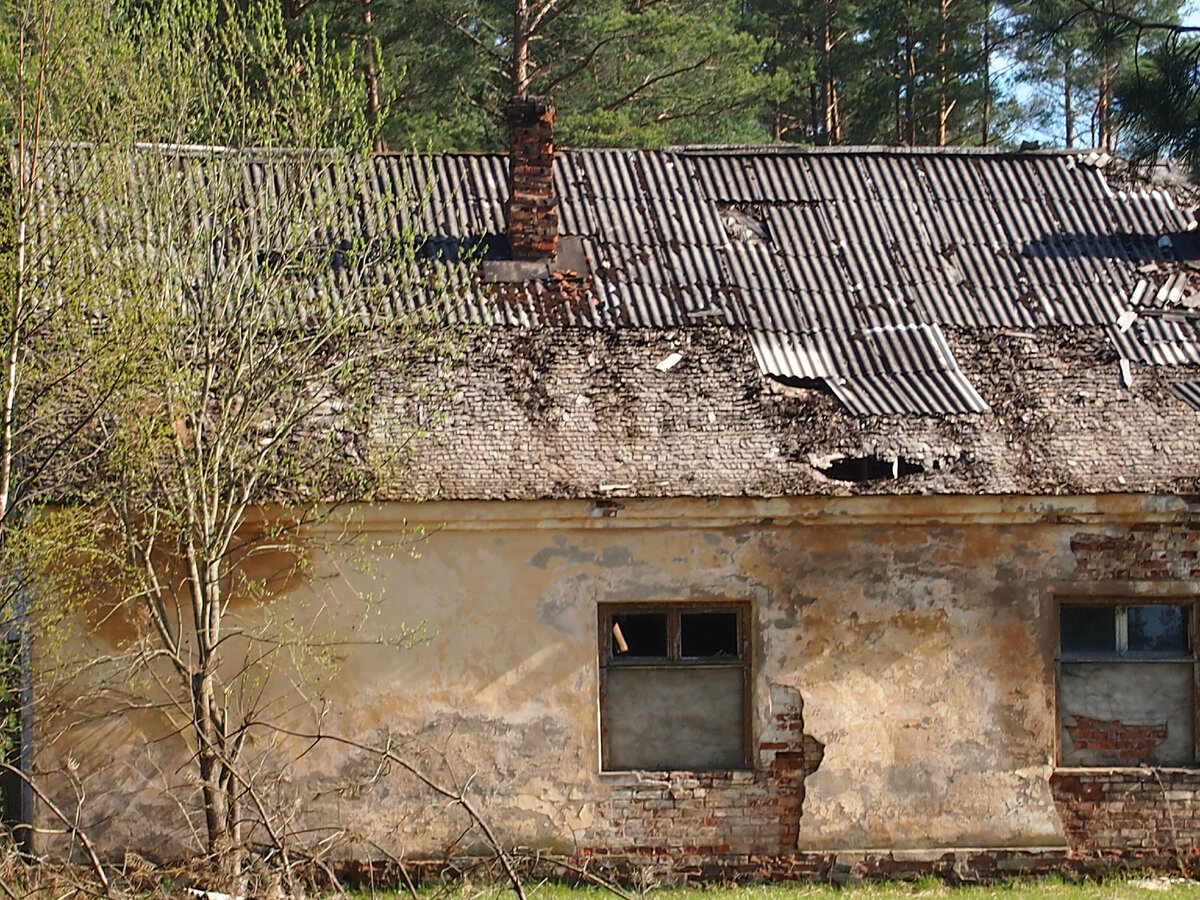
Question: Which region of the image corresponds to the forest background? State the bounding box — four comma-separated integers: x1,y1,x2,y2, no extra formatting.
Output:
265,0,1200,167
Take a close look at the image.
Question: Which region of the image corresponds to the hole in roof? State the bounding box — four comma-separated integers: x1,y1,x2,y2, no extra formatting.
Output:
717,204,766,245
765,374,836,398
415,233,509,263
816,455,924,483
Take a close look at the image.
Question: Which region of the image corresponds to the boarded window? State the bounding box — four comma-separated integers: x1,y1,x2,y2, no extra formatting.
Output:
600,604,749,771
1059,602,1195,766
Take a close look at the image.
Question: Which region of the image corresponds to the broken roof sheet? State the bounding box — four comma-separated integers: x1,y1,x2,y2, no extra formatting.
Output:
748,324,987,416
1170,380,1200,410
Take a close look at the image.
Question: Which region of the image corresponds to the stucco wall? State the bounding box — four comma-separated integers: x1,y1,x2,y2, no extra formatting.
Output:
35,493,1200,863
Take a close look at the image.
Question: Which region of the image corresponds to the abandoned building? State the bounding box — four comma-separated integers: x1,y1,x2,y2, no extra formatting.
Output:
32,100,1200,880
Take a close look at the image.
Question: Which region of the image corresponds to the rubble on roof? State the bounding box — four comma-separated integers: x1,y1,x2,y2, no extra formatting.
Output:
380,325,1200,502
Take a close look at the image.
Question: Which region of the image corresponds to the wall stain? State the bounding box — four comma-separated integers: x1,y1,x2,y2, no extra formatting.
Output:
530,537,638,571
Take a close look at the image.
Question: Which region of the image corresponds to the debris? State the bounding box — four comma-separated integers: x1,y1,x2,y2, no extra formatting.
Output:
1128,877,1195,891
1120,358,1133,388
1116,308,1138,333
655,352,683,372
187,890,242,900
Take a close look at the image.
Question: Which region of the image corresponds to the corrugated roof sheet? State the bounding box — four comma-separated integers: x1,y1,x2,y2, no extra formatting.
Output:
829,368,988,417
675,148,1200,412
1109,316,1200,366
748,322,986,415
39,144,1200,417
1170,381,1200,410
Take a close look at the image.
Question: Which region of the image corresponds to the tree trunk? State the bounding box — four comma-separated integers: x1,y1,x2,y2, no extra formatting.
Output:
1064,55,1074,148
821,4,839,144
2,211,24,526
905,25,916,146
810,82,820,142
513,0,530,100
1098,55,1112,151
981,0,990,147
895,73,903,145
194,670,231,860
191,553,241,881
938,0,950,146
361,0,383,151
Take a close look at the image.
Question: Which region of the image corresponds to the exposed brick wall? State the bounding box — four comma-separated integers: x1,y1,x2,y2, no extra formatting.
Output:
385,328,1200,502
1065,716,1169,765
1052,769,1200,855
584,686,822,858
1060,517,1200,857
1070,519,1200,581
506,98,558,260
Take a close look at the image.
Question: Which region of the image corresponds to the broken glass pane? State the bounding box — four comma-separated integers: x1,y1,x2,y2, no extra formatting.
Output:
681,612,739,658
612,613,667,657
1061,606,1117,656
1127,605,1190,657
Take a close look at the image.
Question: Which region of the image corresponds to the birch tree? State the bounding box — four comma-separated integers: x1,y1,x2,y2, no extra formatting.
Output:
0,0,163,821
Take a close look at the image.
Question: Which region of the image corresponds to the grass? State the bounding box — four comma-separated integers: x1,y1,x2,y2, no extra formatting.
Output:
495,877,1200,900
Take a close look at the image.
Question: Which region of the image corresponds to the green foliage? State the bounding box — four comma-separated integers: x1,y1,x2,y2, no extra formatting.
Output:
534,0,770,147
116,0,373,148
288,0,771,150
1011,0,1184,149
1116,34,1200,174
1,0,466,868
842,0,988,145
10,0,1184,155
738,0,857,143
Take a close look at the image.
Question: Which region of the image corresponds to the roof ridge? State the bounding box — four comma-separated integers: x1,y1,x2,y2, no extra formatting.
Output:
666,143,1096,158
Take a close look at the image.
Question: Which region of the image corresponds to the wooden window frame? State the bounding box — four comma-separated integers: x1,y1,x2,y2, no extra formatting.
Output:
598,601,751,772
1055,597,1199,767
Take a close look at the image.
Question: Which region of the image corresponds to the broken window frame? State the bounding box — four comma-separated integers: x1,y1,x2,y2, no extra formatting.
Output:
598,602,751,772
1059,602,1194,661
1056,597,1198,767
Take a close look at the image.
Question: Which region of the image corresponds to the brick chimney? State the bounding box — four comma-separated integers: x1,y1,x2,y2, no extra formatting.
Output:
506,97,558,261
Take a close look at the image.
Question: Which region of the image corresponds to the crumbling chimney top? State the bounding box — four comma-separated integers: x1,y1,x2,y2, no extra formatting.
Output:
506,96,558,262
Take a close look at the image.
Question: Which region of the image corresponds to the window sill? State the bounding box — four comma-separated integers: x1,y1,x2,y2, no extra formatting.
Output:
1053,765,1200,773
1058,656,1194,663
599,767,755,778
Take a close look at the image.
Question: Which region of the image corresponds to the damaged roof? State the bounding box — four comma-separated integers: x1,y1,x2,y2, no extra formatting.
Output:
44,143,1200,497
389,325,1200,500
373,144,1200,499
367,146,1200,418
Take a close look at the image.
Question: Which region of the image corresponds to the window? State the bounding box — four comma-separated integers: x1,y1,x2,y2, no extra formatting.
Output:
1058,601,1196,766
599,603,749,771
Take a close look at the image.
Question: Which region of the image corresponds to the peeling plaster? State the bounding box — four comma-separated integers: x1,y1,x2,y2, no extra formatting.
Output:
46,495,1177,860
